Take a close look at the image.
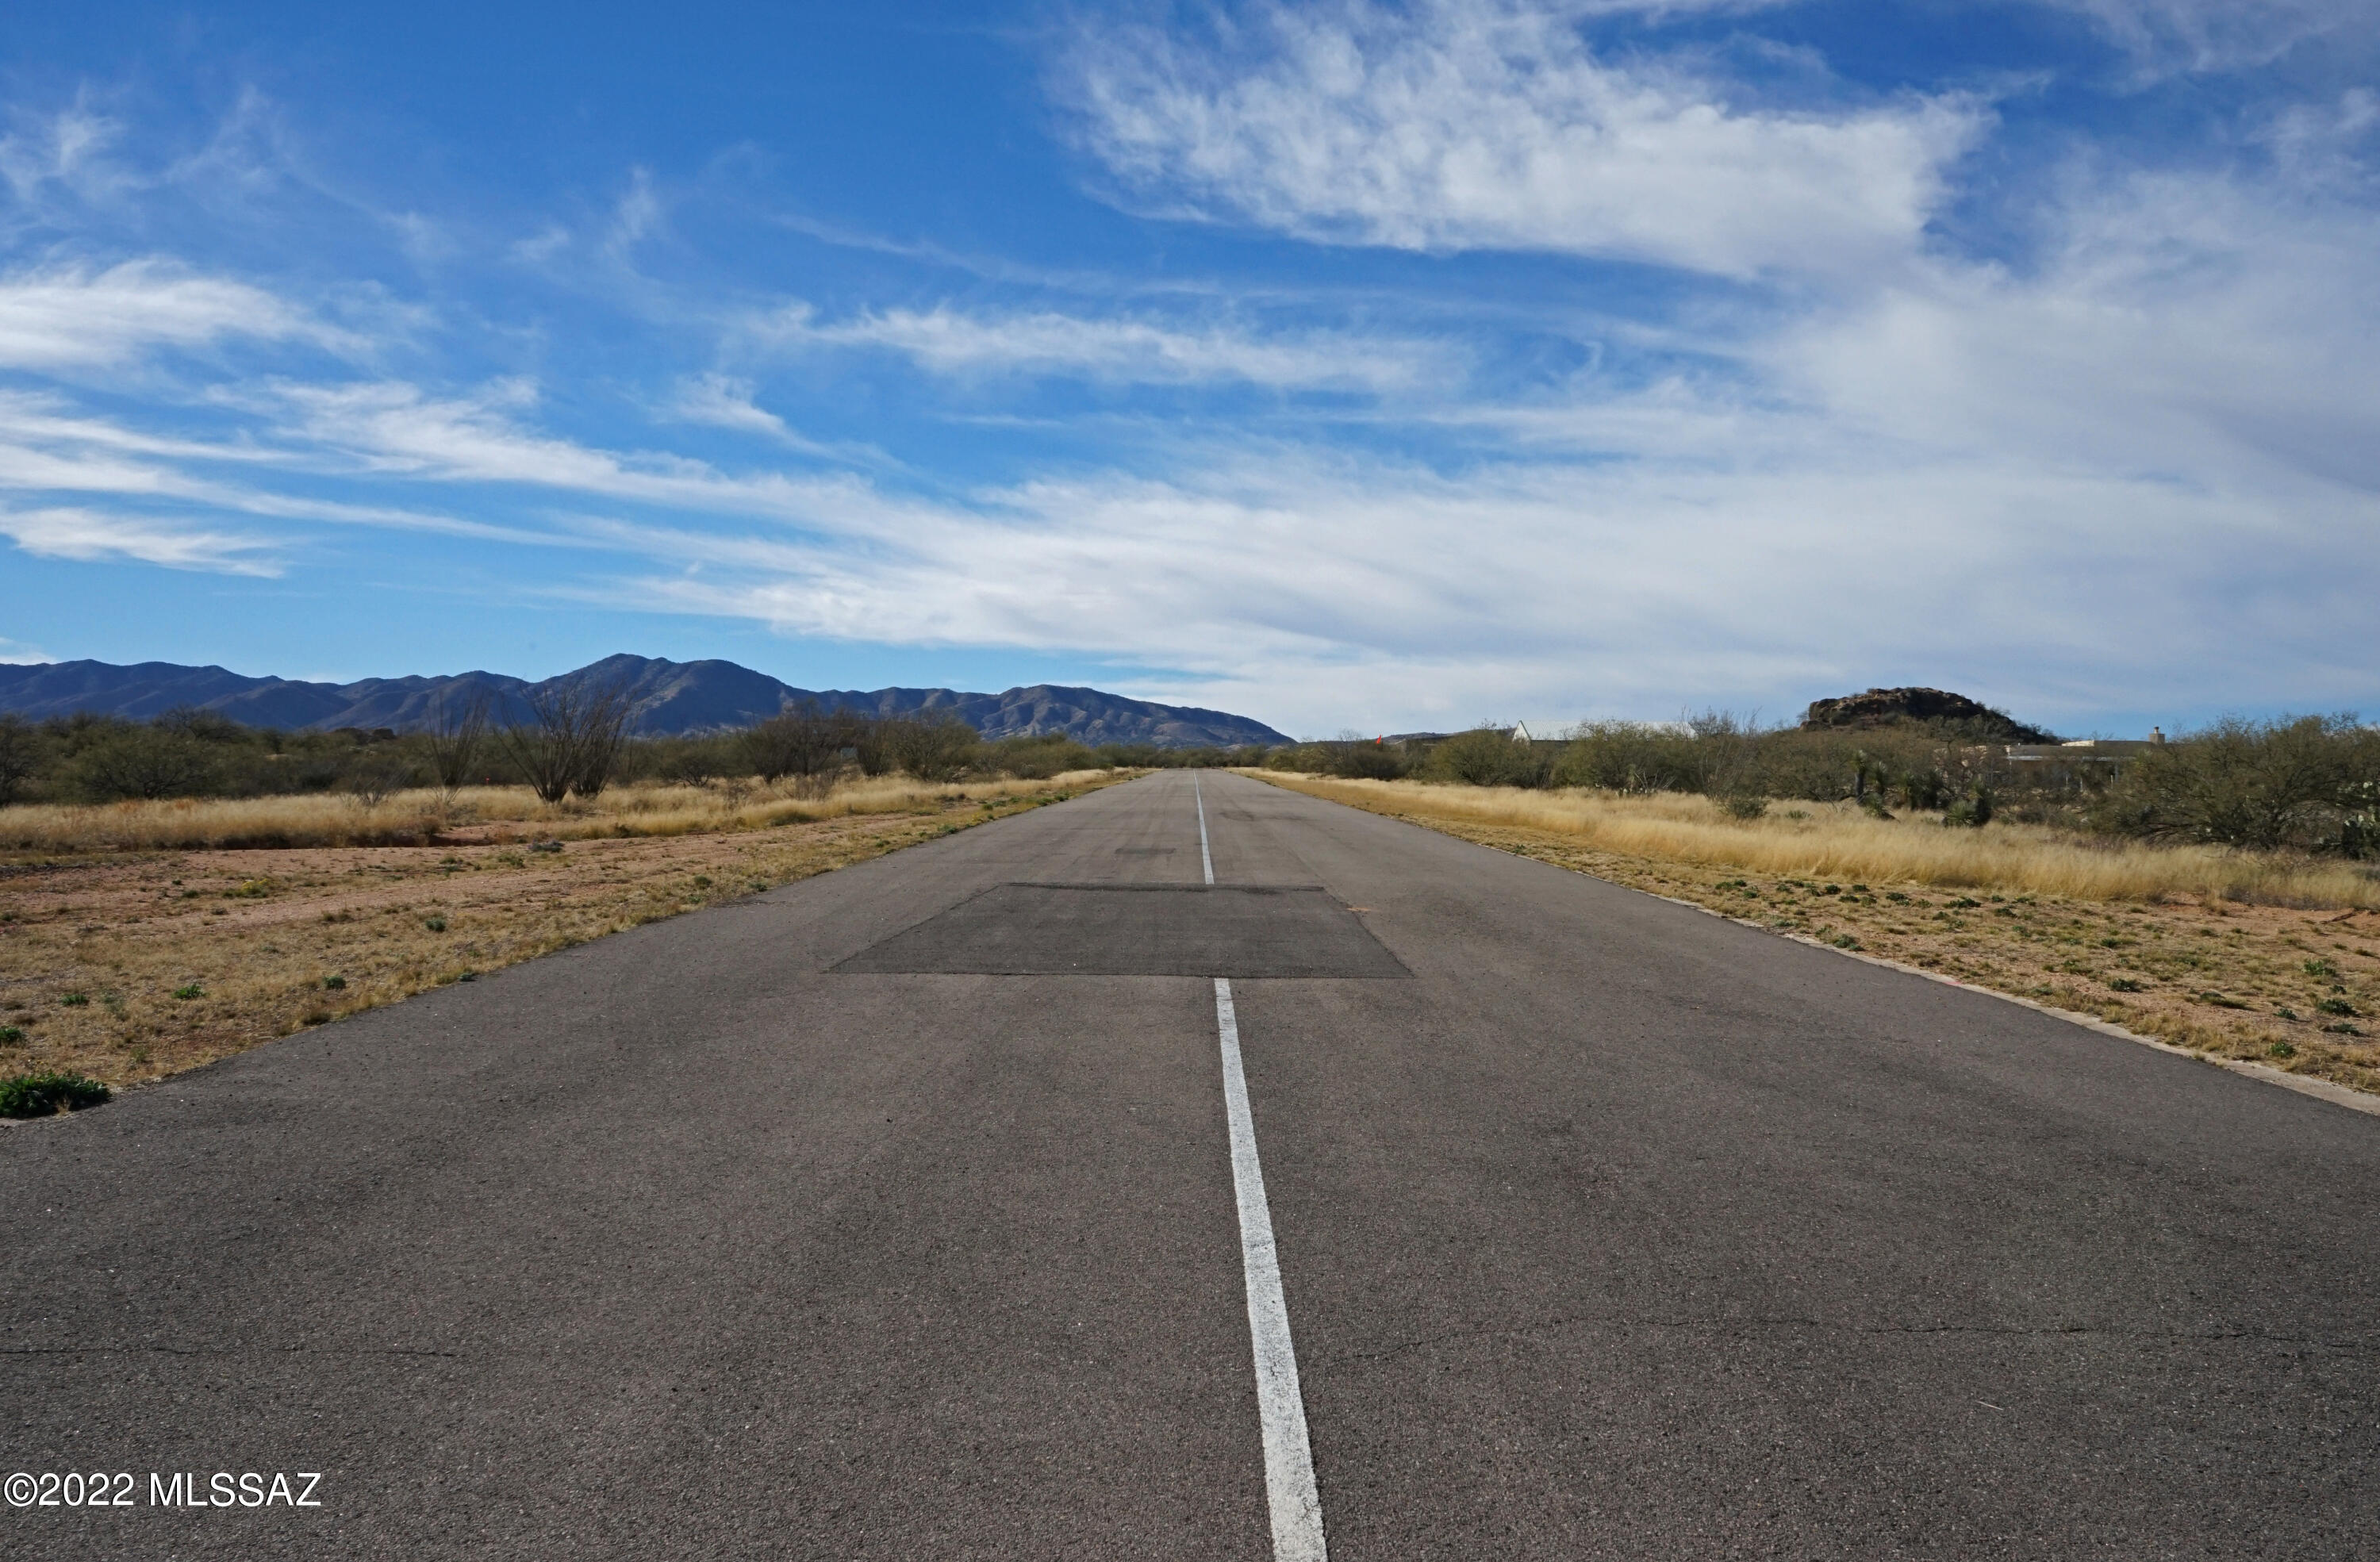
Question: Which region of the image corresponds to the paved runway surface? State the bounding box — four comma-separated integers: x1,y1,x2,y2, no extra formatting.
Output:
7,770,2377,1558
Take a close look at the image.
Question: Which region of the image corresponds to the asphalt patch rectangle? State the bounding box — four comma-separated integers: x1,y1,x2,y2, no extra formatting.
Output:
834,883,1408,978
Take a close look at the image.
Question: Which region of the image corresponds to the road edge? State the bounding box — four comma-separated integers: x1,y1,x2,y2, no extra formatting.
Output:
1650,885,2380,1119
1243,772,2380,1121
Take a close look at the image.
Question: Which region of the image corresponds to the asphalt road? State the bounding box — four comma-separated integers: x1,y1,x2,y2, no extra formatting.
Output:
6,769,2376,1558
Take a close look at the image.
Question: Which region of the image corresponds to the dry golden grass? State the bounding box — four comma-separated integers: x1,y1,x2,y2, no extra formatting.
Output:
0,772,1118,854
1253,773,2380,1097
1253,775,2380,910
0,771,1127,1095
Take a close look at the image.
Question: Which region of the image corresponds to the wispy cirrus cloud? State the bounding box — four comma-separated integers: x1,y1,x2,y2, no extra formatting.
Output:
662,372,900,468
2039,0,2376,75
1058,0,1987,278
256,378,942,539
0,259,340,369
0,503,282,575
756,301,1451,390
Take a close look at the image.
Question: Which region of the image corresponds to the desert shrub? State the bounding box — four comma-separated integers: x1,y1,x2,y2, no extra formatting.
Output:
1267,736,1414,779
1897,768,1950,811
1736,729,1863,802
628,732,743,785
1553,712,1764,794
1944,786,1995,828
0,713,44,804
743,703,860,789
1553,722,1699,793
985,732,1101,779
0,1070,110,1118
1428,726,1546,788
344,750,420,809
70,722,219,801
852,716,898,776
877,715,981,781
2343,781,2380,860
2096,715,2371,852
1320,739,1411,780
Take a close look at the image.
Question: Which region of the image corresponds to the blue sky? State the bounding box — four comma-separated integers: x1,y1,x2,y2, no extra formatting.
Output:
1,1,2374,738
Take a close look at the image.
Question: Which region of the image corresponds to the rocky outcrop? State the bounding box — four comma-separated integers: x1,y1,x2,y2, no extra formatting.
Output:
1802,687,2056,743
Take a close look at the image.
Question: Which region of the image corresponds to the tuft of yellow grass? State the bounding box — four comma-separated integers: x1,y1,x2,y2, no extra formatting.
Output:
0,772,1119,854
1248,772,2380,1096
1251,775,2380,910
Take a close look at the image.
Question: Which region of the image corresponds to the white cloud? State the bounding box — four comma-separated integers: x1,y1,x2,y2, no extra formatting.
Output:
670,373,800,438
0,260,331,369
260,378,939,537
0,505,282,576
1061,0,1987,278
762,301,1446,389
0,389,282,463
0,98,131,211
2041,0,2374,75
660,372,898,470
585,395,2378,735
575,163,2380,731
606,167,663,255
0,392,592,547
1768,171,2380,496
510,224,572,264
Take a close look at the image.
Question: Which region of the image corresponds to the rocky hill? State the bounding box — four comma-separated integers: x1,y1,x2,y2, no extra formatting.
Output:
1802,687,2056,744
0,655,1291,748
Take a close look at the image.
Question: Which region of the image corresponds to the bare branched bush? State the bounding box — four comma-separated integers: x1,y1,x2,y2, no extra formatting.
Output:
495,677,636,804
424,689,493,797
344,750,419,812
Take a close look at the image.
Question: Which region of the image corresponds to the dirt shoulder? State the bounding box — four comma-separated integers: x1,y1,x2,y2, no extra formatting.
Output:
0,776,1123,1090
1255,773,2380,1098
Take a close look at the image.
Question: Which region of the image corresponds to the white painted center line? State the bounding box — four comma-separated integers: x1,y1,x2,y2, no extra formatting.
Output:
1194,773,1215,885
1214,976,1328,1562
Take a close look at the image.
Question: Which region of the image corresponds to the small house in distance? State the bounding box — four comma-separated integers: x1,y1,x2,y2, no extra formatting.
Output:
2004,731,2164,775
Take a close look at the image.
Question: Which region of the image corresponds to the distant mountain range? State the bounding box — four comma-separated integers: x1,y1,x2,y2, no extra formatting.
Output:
0,654,1292,749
